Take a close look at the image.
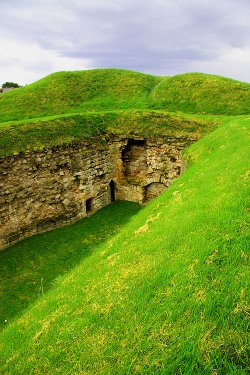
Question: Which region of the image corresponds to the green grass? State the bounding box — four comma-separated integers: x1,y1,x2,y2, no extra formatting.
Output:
0,201,141,331
150,73,250,115
0,69,161,123
0,69,249,157
0,119,249,374
0,68,249,373
0,70,249,126
0,109,216,157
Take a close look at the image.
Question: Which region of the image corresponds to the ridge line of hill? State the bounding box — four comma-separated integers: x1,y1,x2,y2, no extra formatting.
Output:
0,69,249,125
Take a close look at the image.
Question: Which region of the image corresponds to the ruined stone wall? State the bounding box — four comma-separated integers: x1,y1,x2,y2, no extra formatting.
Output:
115,136,189,203
0,135,194,250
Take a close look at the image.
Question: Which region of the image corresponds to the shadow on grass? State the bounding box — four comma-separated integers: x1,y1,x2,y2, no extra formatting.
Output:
0,201,141,330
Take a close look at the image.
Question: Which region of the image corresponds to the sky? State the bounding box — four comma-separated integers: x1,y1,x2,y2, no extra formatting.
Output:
0,0,250,85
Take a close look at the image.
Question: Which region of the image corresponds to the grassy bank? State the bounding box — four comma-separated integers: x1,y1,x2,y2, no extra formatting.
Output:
0,119,249,374
0,110,214,157
0,201,141,331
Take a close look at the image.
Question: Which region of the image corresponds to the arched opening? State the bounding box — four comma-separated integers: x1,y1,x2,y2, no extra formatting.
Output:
109,180,116,203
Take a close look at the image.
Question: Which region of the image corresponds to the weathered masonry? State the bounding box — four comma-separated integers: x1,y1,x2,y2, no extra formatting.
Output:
0,135,195,250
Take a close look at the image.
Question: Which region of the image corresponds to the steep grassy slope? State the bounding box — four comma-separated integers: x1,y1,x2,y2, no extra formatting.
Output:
1,119,249,374
150,73,250,115
0,70,249,124
0,201,141,331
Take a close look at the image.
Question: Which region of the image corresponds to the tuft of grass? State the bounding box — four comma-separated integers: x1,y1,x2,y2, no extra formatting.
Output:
0,119,249,374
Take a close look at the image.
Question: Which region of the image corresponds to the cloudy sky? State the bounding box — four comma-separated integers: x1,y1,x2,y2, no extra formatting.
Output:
1,0,250,85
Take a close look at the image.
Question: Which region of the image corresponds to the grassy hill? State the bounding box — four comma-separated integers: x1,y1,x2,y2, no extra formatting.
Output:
0,118,249,374
0,69,160,123
0,69,249,373
0,68,249,158
150,73,250,115
0,69,249,125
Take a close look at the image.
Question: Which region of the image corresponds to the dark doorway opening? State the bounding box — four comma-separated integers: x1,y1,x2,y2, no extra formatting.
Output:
86,198,93,214
109,180,116,203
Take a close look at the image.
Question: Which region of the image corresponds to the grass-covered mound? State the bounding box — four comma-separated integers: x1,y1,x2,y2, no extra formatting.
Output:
0,69,249,125
0,119,249,374
150,73,250,115
0,69,160,123
0,110,214,157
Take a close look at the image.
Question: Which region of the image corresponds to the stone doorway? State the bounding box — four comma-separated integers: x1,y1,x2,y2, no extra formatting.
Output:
109,180,116,203
86,198,93,214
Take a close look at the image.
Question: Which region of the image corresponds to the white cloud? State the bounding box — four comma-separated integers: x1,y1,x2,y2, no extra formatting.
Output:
0,36,89,85
0,0,249,84
190,47,250,82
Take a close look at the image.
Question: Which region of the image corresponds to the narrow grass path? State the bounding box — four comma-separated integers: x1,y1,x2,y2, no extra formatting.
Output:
0,201,141,330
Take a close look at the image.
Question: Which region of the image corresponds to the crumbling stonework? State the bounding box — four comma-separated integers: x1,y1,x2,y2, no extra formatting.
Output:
0,135,194,250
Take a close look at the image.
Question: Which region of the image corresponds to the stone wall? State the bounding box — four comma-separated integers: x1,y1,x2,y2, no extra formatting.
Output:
115,136,189,203
0,135,194,250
